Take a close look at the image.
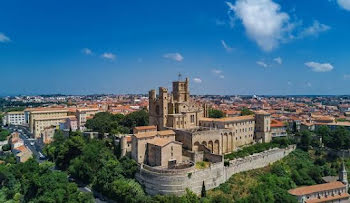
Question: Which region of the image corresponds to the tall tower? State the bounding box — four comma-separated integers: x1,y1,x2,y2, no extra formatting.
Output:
254,111,272,143
172,77,190,102
339,160,348,191
148,87,169,130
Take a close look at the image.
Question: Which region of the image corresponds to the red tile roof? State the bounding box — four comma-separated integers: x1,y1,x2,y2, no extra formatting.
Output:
305,193,350,203
288,181,346,196
134,125,157,131
270,119,285,128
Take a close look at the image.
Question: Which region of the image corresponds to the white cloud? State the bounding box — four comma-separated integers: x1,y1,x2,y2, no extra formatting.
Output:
101,52,116,60
221,40,233,52
0,33,10,43
163,53,184,62
226,0,291,51
193,78,202,83
256,61,268,68
212,69,222,74
305,62,334,72
299,21,330,38
338,0,350,11
274,57,283,64
82,48,93,55
212,69,225,79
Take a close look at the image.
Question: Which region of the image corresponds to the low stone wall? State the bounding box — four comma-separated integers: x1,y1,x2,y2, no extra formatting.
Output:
136,145,296,196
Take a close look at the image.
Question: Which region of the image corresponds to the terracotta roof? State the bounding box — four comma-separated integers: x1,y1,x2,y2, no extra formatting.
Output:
14,145,27,152
147,138,172,147
25,107,68,113
288,181,346,196
157,130,175,136
270,120,285,128
255,110,270,115
147,138,181,147
134,130,175,139
305,193,350,203
126,136,132,142
200,115,254,123
134,125,157,131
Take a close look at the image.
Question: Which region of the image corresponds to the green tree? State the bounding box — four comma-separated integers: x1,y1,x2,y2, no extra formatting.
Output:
299,130,312,151
208,109,225,118
1,144,11,151
240,108,254,116
0,129,10,141
85,110,149,134
201,181,206,198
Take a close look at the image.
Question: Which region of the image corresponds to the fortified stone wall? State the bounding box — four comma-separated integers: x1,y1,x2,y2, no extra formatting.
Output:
225,145,296,178
136,162,225,195
136,145,296,196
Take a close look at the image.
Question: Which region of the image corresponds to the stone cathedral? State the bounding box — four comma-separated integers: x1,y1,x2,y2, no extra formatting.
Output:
148,77,208,130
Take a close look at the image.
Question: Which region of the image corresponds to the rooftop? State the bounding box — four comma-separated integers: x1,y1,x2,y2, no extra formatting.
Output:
199,115,254,123
148,138,174,147
270,120,285,128
7,111,24,114
288,181,346,196
305,193,350,203
26,107,69,113
134,125,157,131
134,130,175,139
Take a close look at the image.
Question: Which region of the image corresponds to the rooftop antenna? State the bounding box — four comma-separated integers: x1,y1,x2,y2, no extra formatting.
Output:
178,72,183,81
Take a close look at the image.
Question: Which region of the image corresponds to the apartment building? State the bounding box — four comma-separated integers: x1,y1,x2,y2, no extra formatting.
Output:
76,108,100,131
2,111,25,126
25,108,69,138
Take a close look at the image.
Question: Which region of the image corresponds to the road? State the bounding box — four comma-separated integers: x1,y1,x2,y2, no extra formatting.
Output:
8,125,46,163
5,125,108,203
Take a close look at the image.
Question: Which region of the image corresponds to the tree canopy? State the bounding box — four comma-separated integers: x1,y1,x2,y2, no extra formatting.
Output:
0,159,93,202
315,126,350,150
208,109,225,118
0,127,10,141
85,110,149,134
240,107,254,116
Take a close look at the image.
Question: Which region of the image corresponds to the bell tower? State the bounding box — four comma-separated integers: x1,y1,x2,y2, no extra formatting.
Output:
339,158,348,191
172,77,190,102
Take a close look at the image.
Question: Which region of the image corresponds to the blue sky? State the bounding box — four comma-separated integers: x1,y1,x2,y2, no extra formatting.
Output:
1,0,350,96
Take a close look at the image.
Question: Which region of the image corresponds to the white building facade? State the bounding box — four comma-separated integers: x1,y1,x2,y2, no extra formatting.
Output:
2,111,25,126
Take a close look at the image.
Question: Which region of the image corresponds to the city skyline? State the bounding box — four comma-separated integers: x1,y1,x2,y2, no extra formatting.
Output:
1,0,350,95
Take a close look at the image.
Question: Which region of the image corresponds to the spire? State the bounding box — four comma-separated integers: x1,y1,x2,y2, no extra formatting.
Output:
178,72,182,81
339,152,348,191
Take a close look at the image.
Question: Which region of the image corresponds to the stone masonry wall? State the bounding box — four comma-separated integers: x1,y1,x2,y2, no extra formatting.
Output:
225,145,296,178
136,145,296,196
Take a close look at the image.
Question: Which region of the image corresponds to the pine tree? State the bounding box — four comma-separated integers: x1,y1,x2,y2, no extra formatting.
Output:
201,181,206,198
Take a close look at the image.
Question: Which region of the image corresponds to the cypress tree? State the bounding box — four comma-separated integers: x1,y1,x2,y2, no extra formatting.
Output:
201,181,206,198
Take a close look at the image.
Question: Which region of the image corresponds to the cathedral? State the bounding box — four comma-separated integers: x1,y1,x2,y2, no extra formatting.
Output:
148,77,208,130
